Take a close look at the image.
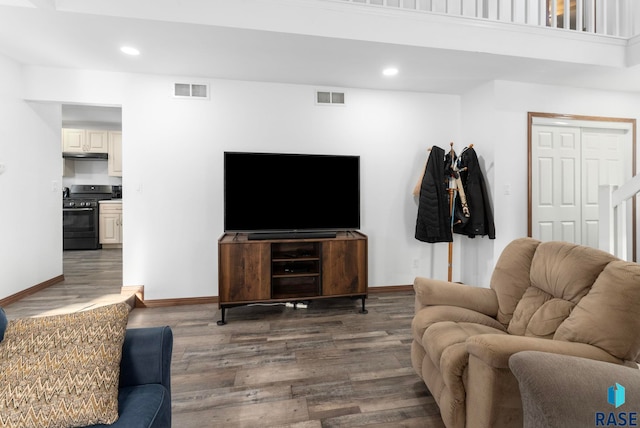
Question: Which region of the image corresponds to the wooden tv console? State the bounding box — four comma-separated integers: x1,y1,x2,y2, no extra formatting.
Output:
217,231,368,325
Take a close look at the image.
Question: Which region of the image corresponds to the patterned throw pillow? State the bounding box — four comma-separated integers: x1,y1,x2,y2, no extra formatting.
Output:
0,303,130,428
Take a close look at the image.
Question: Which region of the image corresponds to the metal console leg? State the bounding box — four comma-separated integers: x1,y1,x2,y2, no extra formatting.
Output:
360,296,368,314
217,307,227,325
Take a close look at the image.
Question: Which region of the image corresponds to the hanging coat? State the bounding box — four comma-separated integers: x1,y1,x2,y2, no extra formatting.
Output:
452,147,496,239
415,146,453,243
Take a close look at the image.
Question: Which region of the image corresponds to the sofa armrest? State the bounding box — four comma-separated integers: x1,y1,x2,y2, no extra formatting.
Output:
119,326,173,394
509,351,640,428
413,277,498,317
467,334,625,369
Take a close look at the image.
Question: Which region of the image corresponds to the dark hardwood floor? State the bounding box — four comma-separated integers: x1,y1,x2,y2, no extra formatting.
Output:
3,249,445,427
4,249,126,319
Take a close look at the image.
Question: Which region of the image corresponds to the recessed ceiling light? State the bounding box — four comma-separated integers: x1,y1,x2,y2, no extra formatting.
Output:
383,67,399,77
120,46,140,56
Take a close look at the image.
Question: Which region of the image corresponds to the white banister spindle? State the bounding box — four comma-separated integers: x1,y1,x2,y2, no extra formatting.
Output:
616,200,628,259
632,0,640,36
576,0,583,31
624,0,632,36
587,0,595,32
602,0,608,34
599,185,615,255
615,0,620,35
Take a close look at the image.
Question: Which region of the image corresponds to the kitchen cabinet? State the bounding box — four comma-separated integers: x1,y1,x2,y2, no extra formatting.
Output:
99,201,122,247
85,130,109,152
62,128,109,153
108,131,122,177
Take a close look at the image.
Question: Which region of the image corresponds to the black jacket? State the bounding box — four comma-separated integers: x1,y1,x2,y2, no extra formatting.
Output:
415,146,452,243
452,147,495,239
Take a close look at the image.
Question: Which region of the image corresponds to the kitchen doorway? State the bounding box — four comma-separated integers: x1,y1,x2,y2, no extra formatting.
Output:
61,104,123,282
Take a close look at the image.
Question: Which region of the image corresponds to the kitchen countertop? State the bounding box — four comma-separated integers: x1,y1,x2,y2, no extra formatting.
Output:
99,199,122,204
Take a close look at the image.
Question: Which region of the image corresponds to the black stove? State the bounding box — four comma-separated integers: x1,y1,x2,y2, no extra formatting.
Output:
63,185,116,250
66,184,115,200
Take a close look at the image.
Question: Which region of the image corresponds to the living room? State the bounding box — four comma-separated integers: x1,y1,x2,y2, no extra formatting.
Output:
1,0,640,426
3,0,640,304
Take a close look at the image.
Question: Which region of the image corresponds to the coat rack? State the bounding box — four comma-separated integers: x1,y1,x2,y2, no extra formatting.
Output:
415,142,490,282
447,143,456,282
446,142,475,281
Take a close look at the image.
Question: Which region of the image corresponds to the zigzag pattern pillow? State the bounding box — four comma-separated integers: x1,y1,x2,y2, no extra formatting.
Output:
0,303,130,428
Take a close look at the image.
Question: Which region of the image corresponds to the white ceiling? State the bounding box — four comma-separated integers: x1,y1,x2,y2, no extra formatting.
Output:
1,0,640,104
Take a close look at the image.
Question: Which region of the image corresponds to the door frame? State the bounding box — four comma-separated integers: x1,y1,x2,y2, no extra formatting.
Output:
527,111,637,260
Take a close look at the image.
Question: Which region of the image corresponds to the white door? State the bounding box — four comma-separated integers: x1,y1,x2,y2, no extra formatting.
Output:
531,125,581,243
531,123,631,248
580,128,629,248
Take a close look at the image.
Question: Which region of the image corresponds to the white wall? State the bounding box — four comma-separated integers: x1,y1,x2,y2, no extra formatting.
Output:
121,75,461,299
14,66,640,301
21,67,462,299
0,57,63,300
459,80,640,287
62,159,123,187
459,82,498,286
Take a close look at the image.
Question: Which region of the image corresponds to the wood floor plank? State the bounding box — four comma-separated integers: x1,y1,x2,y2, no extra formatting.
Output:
174,397,310,427
2,249,446,427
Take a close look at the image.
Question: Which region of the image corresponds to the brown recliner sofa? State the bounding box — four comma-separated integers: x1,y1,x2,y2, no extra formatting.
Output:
411,237,640,428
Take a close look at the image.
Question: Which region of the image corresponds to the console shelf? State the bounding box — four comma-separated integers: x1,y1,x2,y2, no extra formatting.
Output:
217,231,368,324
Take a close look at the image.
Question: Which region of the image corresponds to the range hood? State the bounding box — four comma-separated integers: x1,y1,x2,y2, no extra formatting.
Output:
63,152,108,160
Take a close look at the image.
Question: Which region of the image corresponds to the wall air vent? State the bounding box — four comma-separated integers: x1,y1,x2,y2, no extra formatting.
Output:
173,83,209,99
316,90,345,106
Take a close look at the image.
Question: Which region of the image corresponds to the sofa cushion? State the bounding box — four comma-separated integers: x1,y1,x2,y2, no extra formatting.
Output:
507,241,615,337
0,303,130,428
507,288,574,338
412,305,505,343
490,237,540,326
554,260,640,361
424,321,507,367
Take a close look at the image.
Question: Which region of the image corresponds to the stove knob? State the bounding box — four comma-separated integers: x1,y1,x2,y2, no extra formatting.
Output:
69,201,75,207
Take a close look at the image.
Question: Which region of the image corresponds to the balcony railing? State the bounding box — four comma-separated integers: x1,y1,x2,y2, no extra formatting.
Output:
333,0,639,37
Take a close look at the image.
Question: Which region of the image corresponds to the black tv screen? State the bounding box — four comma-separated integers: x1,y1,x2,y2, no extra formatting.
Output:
224,152,360,234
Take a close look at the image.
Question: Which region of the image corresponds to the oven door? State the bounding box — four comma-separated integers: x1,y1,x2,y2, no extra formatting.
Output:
63,207,99,250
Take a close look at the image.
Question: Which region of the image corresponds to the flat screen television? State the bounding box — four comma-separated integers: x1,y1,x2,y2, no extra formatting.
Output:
224,151,360,239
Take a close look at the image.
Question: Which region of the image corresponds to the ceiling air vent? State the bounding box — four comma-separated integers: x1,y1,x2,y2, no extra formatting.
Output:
173,83,209,99
316,90,345,106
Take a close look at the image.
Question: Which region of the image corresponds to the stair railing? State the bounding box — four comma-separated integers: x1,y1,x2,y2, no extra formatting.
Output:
599,174,640,260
